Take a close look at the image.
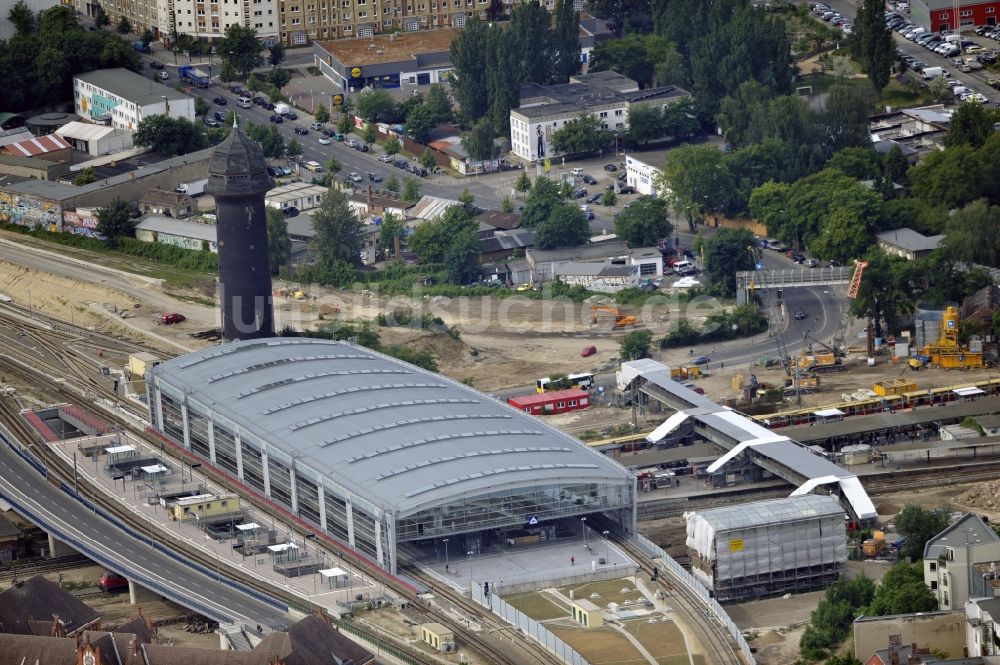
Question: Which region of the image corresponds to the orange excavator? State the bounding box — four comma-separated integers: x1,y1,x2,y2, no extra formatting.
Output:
591,305,636,328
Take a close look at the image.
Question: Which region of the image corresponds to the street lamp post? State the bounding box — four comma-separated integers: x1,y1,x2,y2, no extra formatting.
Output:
581,517,587,544
443,538,449,570
603,530,610,563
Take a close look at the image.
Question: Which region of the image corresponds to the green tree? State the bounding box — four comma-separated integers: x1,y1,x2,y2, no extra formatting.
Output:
867,563,938,616
450,17,491,123
267,84,283,104
286,138,302,158
520,176,562,228
462,118,499,161
508,0,553,85
314,103,329,124
311,188,364,268
337,113,353,135
362,122,377,148
485,24,521,132
356,88,396,123
850,0,894,97
424,83,453,124
515,170,532,194
247,72,262,92
94,7,109,27
703,228,756,297
133,115,208,156
383,136,401,156
401,177,421,203
551,0,580,82
659,143,738,230
421,148,437,170
73,166,97,186
96,198,135,247
266,207,291,275
501,196,514,213
895,504,950,561
822,85,872,154
446,224,482,285
826,146,882,181
406,103,436,144
945,102,999,149
458,187,474,208
625,104,664,148
941,199,1000,269
194,95,210,118
799,574,876,661
535,203,590,249
9,0,36,35
620,330,653,361
140,28,154,46
550,113,608,157
485,0,505,20
824,655,862,665
613,196,672,246
589,34,659,89
116,16,131,34
379,212,407,261
267,66,289,89
268,42,286,67
385,174,400,194
217,24,263,78
809,207,873,264
326,154,341,175
601,190,617,207
409,204,476,264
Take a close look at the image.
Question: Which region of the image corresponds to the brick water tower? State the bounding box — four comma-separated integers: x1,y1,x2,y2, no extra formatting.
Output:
206,121,275,341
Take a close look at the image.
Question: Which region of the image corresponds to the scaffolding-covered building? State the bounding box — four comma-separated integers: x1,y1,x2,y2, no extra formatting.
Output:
685,494,847,602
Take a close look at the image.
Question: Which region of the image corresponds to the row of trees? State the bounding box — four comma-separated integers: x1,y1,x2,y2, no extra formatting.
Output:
2,4,141,110
450,0,580,131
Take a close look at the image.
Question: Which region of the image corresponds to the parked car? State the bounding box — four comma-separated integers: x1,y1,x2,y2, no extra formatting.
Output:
294,127,309,135
214,111,225,122
262,101,275,110
580,345,597,358
309,122,323,130
204,118,220,127
570,167,584,176
691,355,710,365
253,96,266,105
571,189,588,199
378,154,393,162
348,172,363,183
318,136,331,144
269,114,283,123
345,139,359,148
157,71,169,80
212,96,227,105
160,312,185,325
283,111,298,120
584,211,595,220
283,206,299,217
586,193,602,204
368,172,382,182
280,165,292,176
149,61,164,70
320,128,335,137
332,132,345,141
603,163,618,172
582,174,597,185
804,258,819,268
618,185,636,194
394,159,409,169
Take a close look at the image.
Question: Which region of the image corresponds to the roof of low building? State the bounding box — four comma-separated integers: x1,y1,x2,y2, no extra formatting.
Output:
508,389,589,407
527,241,631,264
555,263,637,277
55,121,121,143
1,133,71,157
150,338,632,518
317,28,457,67
405,195,460,220
476,209,521,231
75,69,190,107
0,575,100,636
688,494,845,533
135,216,217,242
875,228,944,253
0,127,34,149
480,229,533,254
139,188,192,207
924,513,1000,559
514,79,690,120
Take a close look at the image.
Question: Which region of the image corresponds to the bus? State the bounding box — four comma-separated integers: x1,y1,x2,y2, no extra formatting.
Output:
536,372,595,393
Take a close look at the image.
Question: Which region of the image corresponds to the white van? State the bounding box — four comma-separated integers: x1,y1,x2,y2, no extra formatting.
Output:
673,260,696,275
945,34,962,44
236,96,253,108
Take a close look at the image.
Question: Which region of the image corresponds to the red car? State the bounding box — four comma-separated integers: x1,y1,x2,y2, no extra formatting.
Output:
580,345,597,358
161,312,185,325
99,572,128,593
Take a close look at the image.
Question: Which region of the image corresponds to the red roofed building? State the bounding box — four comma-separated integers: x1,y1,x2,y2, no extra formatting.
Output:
508,389,590,416
1,133,72,163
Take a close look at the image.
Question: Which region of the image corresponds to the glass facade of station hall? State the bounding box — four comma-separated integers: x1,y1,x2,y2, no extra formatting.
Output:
150,379,635,574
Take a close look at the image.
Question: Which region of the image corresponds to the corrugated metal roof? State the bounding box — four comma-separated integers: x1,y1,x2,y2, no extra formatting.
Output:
407,195,460,220
2,133,71,157
691,494,844,532
135,216,217,242
55,121,118,142
151,338,632,516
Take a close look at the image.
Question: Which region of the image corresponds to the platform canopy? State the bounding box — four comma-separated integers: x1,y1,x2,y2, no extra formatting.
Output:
267,543,299,553
954,387,985,397
813,408,845,418
319,567,349,579
105,445,136,454
235,522,261,531
140,464,168,474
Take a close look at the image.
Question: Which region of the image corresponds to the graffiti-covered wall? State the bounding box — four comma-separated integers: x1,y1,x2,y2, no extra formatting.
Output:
62,208,101,238
0,191,60,230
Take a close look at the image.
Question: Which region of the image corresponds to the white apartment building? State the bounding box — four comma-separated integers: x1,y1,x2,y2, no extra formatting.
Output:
74,69,195,132
625,154,665,197
924,513,1000,611
509,72,690,163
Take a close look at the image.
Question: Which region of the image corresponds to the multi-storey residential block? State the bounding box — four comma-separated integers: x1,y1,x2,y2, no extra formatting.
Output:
74,68,195,131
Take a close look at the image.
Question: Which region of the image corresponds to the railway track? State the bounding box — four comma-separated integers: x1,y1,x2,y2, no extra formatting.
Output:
0,554,92,583
612,535,744,665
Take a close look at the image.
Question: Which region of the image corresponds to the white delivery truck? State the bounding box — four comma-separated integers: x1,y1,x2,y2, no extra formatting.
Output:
175,178,208,196
921,66,946,80
274,102,291,116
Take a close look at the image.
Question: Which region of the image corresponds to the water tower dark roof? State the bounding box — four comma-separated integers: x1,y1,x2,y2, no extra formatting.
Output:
206,125,273,197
